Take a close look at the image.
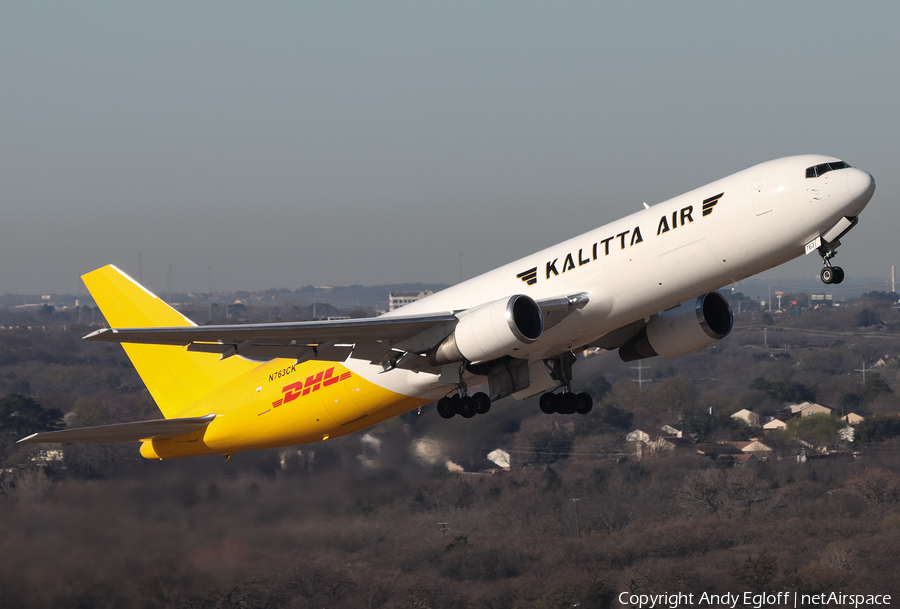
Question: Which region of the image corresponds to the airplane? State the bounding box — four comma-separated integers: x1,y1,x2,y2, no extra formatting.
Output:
19,154,875,460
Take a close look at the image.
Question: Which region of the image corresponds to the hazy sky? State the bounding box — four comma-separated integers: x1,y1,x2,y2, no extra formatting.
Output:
2,2,898,296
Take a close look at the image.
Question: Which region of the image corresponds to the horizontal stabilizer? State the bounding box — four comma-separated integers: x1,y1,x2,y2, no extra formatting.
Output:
17,414,216,445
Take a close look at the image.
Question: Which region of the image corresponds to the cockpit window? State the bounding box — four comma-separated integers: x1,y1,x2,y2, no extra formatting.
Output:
805,160,851,178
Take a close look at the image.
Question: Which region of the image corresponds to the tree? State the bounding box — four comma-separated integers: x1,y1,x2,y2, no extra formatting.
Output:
529,428,572,464
856,308,881,327
748,377,815,403
732,551,779,593
649,376,697,415
680,468,728,514
855,415,900,443
586,375,612,401
785,414,843,449
0,393,63,435
845,468,900,504
861,373,893,403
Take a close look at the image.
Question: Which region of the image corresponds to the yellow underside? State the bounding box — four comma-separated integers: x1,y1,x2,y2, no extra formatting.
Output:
140,358,429,460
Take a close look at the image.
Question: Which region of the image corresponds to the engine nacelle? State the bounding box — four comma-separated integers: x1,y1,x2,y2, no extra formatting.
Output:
619,292,733,362
427,295,543,366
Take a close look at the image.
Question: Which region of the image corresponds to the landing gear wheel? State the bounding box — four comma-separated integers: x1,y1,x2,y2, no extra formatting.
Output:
559,393,579,415
832,266,845,284
472,392,491,414
575,393,593,414
437,397,456,419
457,396,478,418
539,393,557,414
820,267,834,284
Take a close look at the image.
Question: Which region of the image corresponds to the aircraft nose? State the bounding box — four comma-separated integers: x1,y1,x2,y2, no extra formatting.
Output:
846,168,875,206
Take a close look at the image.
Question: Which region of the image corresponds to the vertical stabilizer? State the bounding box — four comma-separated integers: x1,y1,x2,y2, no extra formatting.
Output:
82,265,257,418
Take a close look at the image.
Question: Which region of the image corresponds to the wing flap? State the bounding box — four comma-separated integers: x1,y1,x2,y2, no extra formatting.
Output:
17,414,216,444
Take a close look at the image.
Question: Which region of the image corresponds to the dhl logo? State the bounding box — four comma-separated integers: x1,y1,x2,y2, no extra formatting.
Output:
272,367,352,408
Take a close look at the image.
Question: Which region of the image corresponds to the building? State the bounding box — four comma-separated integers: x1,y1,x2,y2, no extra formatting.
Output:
729,440,773,456
732,409,761,427
788,402,833,417
389,291,434,311
842,413,865,425
763,418,787,430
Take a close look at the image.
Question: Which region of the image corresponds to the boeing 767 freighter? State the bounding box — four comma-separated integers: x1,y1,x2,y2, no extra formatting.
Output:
20,155,875,460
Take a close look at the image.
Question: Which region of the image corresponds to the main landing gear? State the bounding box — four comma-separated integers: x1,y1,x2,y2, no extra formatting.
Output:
436,389,491,419
539,390,593,415
538,351,593,415
818,245,845,285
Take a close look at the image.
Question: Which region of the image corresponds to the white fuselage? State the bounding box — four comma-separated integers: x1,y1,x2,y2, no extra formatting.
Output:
348,155,875,400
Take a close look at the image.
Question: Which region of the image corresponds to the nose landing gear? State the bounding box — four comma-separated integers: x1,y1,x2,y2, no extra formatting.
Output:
818,245,844,285
820,265,844,285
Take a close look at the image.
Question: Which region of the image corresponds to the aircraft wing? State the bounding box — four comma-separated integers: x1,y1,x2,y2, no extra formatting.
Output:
83,311,460,364
17,414,216,444
83,294,588,367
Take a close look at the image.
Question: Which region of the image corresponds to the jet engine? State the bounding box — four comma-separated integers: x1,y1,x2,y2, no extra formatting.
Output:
619,292,733,362
427,295,543,366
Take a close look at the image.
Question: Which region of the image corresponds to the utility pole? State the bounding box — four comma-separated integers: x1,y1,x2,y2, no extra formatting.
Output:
631,361,651,391
855,361,871,384
167,264,173,304
438,522,449,539
207,267,212,323
571,498,582,538
459,253,464,283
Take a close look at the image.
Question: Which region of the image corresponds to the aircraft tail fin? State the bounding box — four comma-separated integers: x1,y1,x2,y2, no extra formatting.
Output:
82,265,256,418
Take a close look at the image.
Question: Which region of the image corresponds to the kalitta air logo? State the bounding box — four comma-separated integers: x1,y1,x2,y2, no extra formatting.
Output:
272,367,352,408
517,192,724,285
517,268,538,285
702,192,723,217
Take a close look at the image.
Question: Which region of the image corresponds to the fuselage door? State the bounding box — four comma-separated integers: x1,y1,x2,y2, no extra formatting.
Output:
751,178,772,215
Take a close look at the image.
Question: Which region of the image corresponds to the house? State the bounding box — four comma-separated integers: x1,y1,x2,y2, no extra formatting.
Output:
648,437,695,453
732,409,761,427
842,413,864,425
626,429,693,459
728,440,773,455
799,403,833,417
788,402,833,417
661,425,682,438
626,430,651,443
487,449,511,470
763,418,787,430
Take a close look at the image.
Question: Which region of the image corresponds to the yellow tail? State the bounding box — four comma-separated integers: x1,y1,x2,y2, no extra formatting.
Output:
82,265,257,418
